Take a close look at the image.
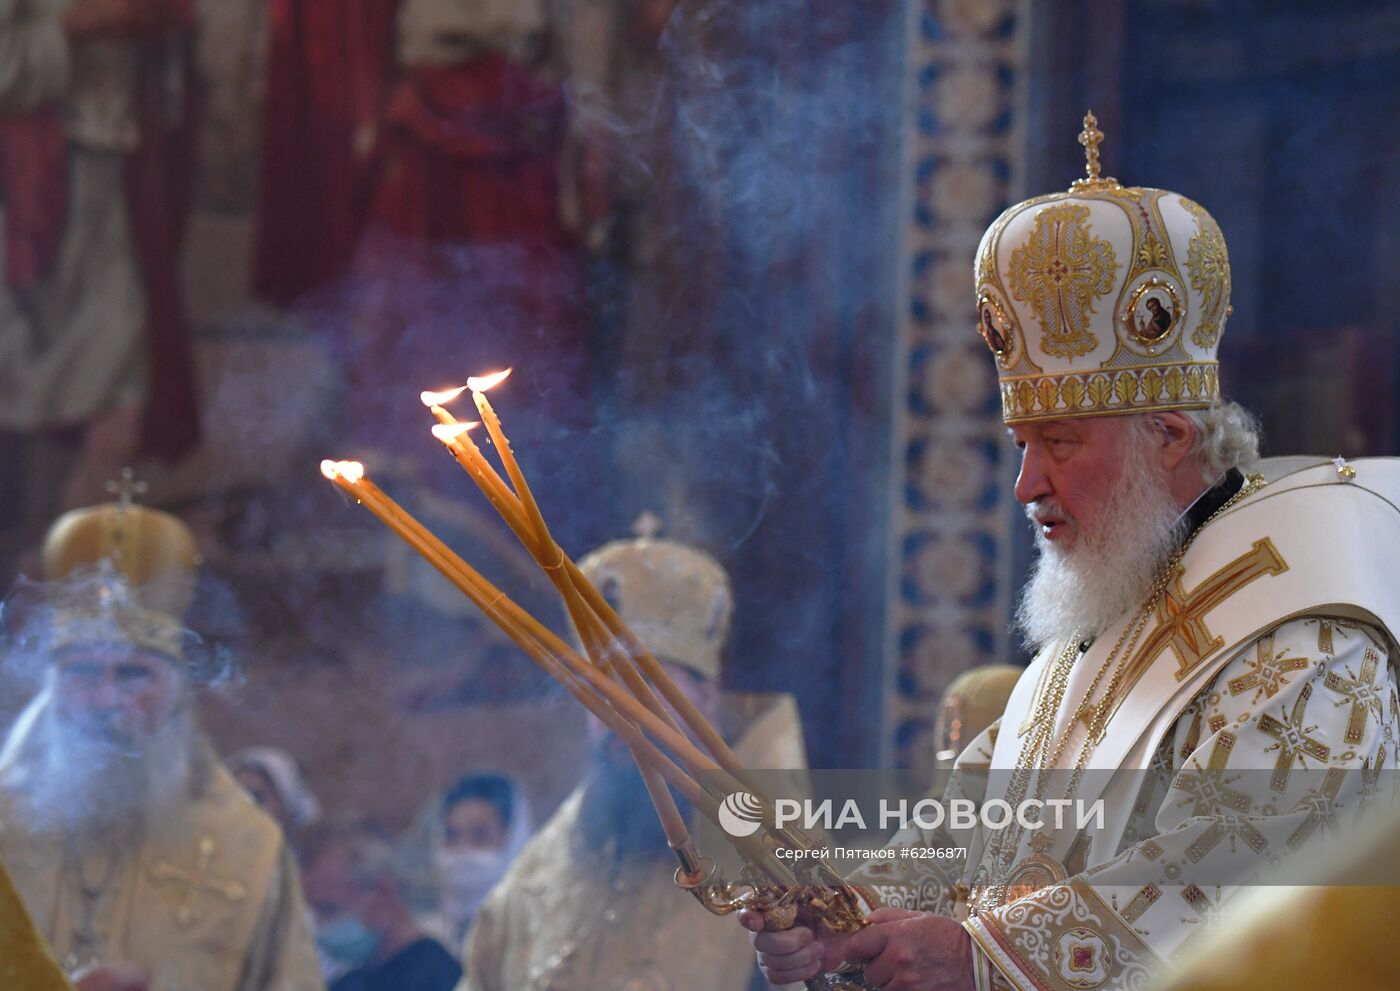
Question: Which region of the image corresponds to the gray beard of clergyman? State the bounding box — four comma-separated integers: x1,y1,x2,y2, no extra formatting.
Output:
0,689,202,851
574,736,694,872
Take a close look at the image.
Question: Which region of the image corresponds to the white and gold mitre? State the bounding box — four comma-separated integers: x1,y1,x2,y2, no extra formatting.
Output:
41,497,200,661
976,111,1232,424
578,518,733,681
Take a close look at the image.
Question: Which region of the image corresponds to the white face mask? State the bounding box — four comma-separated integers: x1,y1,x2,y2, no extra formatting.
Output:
432,845,509,926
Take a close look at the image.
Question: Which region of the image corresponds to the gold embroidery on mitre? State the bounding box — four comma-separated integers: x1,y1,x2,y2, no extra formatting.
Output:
1007,204,1118,360
1135,230,1168,270
998,362,1218,423
1181,197,1231,348
980,117,1235,424
977,195,1057,375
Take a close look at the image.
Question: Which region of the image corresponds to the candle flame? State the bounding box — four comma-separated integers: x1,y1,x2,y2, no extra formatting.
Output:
420,385,469,407
320,459,340,479
431,421,481,441
467,368,512,393
338,461,365,483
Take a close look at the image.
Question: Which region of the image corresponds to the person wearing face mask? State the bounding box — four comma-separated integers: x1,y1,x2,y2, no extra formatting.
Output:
419,773,531,950
301,818,461,991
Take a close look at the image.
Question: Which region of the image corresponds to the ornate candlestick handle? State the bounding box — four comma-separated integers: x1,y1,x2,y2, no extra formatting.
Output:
673,853,877,991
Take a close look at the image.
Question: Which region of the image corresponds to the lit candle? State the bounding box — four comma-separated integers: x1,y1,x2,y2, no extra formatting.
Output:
429,418,531,539
419,388,748,778
466,370,555,559
450,380,711,733
425,417,614,676
318,459,722,847
425,402,640,681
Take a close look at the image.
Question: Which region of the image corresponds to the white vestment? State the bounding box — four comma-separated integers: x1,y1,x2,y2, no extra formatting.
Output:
852,458,1400,991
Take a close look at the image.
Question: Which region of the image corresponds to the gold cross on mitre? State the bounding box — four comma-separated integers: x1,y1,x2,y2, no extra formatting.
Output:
1071,110,1118,190
100,467,150,566
105,467,149,508
147,836,248,928
632,510,663,540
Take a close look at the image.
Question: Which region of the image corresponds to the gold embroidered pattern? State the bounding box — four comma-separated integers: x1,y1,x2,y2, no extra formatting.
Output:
1135,230,1169,271
1121,538,1288,687
1174,733,1251,819
1180,884,1243,928
147,836,247,928
1055,928,1110,989
971,885,1161,991
1257,683,1331,793
1007,204,1117,360
1228,634,1310,704
1181,197,1230,348
1286,767,1346,849
1119,885,1160,924
999,362,1218,423
1317,620,1335,655
1184,810,1269,862
1323,647,1385,746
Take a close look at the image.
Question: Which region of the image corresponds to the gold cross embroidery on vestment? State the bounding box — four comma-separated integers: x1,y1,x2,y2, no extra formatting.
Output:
147,836,248,927
1323,647,1384,746
1257,683,1331,794
1228,633,1310,704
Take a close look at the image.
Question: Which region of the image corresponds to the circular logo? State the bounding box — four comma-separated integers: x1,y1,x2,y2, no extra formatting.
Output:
718,791,765,838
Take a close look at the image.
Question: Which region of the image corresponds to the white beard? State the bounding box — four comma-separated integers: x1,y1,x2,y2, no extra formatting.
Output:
0,689,198,845
1015,436,1190,652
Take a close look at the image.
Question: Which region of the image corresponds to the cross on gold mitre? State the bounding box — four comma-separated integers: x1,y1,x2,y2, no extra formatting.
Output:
105,467,149,508
632,510,663,540
1071,110,1118,190
1079,111,1103,180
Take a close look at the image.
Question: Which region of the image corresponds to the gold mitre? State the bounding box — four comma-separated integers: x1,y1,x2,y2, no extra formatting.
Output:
577,515,733,681
41,497,201,661
933,664,1022,764
976,111,1232,424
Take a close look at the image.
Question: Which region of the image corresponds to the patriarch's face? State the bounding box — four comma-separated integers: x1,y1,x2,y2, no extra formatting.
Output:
1012,416,1140,552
